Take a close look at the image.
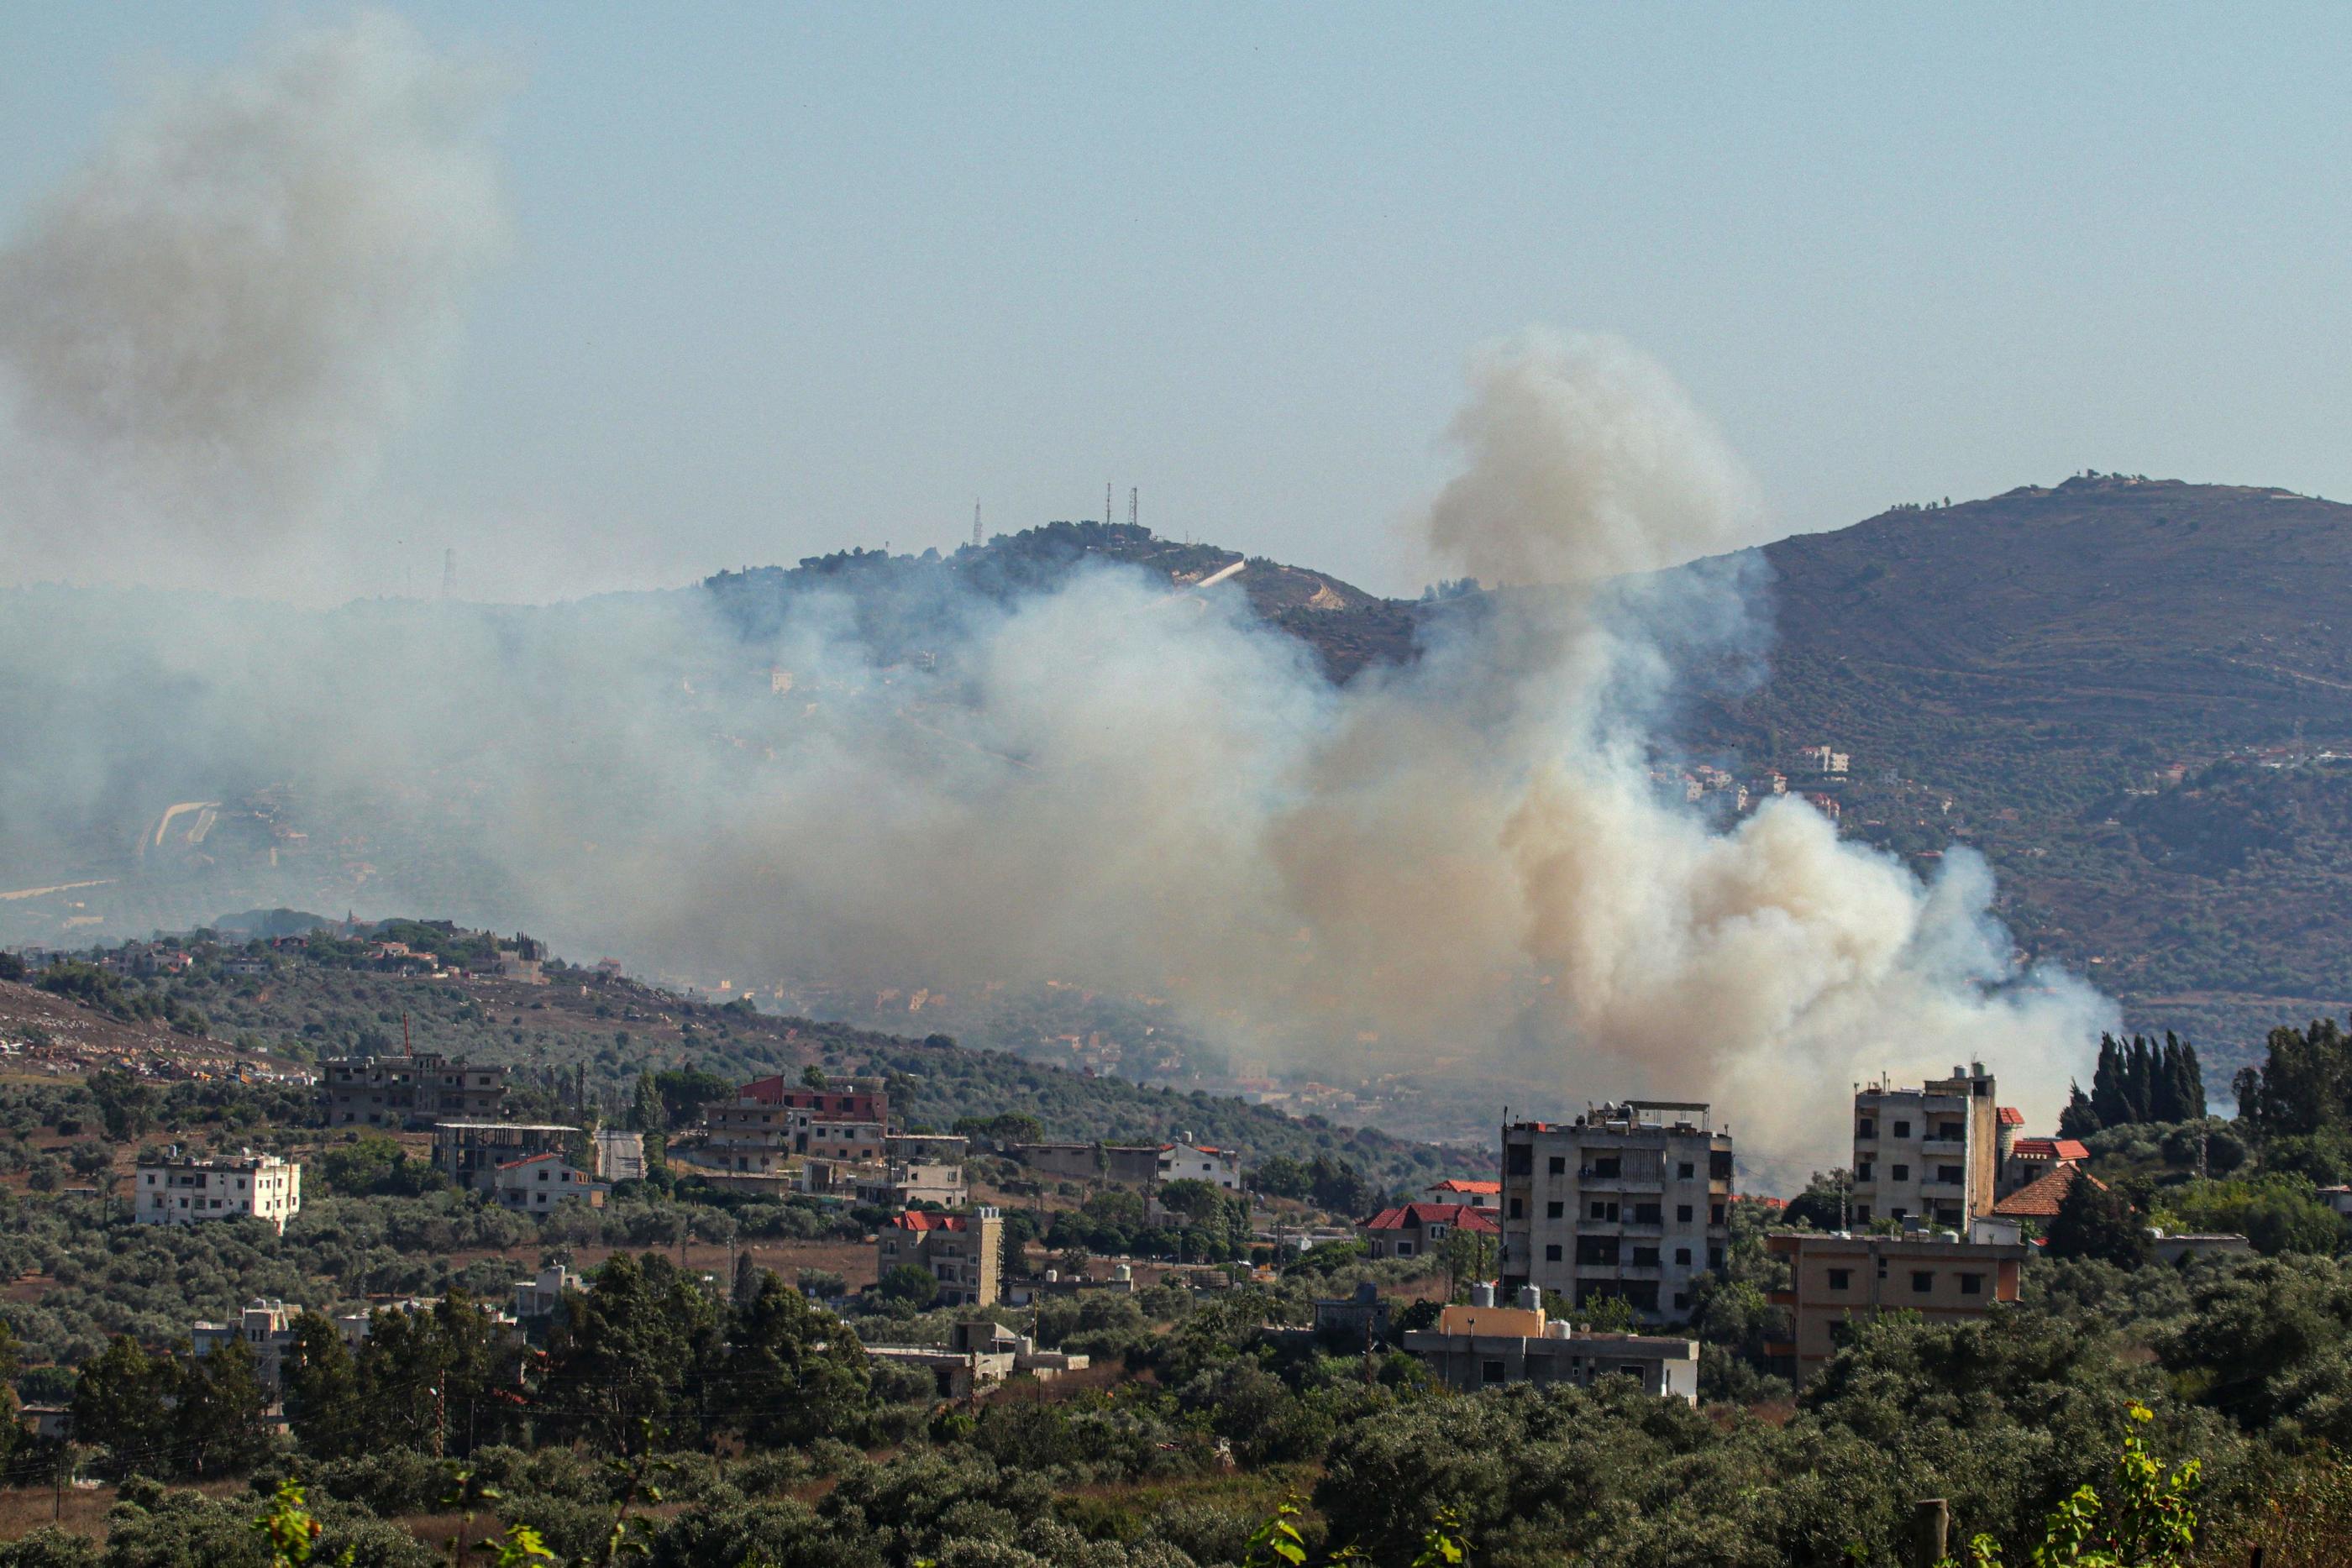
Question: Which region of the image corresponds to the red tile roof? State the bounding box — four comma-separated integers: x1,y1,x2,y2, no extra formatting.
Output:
1361,1202,1499,1234
1997,1106,2026,1127
496,1151,565,1172
1992,1163,2106,1219
2011,1137,2091,1162
1427,1178,1502,1195
889,1210,968,1232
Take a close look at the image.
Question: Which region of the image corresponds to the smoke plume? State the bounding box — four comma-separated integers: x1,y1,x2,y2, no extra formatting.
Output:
0,11,508,591
0,24,2106,1183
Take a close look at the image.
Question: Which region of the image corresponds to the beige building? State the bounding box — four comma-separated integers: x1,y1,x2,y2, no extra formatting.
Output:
1401,1287,1698,1403
1765,1230,2028,1386
1851,1065,2000,1230
135,1151,302,1235
488,1151,608,1212
1499,1102,1734,1323
876,1206,1003,1308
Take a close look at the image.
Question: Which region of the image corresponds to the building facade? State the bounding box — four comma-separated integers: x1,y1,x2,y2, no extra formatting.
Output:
488,1151,609,1212
1765,1230,2028,1387
876,1207,1004,1307
320,1053,507,1129
1851,1065,2000,1230
135,1151,302,1234
1499,1102,1734,1323
433,1122,579,1191
1402,1289,1698,1403
1158,1141,1242,1190
1360,1202,1498,1262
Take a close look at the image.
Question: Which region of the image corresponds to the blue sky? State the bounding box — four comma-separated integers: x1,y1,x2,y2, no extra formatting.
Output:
4,4,2349,600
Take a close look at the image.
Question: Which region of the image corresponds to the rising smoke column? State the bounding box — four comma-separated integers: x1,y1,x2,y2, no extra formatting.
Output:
0,11,509,592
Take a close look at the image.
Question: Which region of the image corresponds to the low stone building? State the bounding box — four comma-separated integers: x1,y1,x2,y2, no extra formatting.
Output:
1401,1287,1698,1403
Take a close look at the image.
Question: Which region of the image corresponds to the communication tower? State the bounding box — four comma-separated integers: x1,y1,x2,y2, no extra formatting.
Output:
1129,487,1137,528
973,501,982,550
1105,482,1114,528
440,548,456,599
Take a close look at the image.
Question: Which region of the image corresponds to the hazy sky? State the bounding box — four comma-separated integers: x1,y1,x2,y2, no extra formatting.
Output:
4,4,2348,602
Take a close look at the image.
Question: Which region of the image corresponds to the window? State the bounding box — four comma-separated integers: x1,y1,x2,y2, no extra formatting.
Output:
1672,1292,1689,1310
1394,1241,1415,1258
1857,1117,1875,1139
1633,1203,1662,1224
1672,1247,1691,1266
1545,1244,1562,1261
1508,1198,1525,1219
1891,1164,1910,1183
1856,1204,1872,1223
1709,1204,1725,1225
1708,1246,1724,1269
1546,1201,1564,1219
1959,1273,1984,1296
1481,1360,1506,1386
1548,1156,1567,1176
1911,1271,1934,1293
1893,1120,1911,1138
1632,1246,1660,1266
1677,1162,1694,1179
1937,1164,1963,1184
1676,1204,1693,1224
1856,1161,1873,1181
1591,1156,1622,1178
1827,1268,1851,1290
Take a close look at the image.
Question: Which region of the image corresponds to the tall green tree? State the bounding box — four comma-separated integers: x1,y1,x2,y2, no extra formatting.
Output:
2045,1174,2151,1269
281,1313,365,1460
69,1336,173,1476
722,1274,871,1448
174,1338,270,1477
540,1252,722,1456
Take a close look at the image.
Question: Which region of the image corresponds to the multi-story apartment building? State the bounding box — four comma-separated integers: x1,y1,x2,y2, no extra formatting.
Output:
320,1052,507,1129
1850,1064,2000,1230
875,1206,1003,1308
1764,1230,2029,1386
134,1151,302,1234
432,1122,579,1192
709,1075,890,1167
487,1151,609,1213
1499,1101,1734,1323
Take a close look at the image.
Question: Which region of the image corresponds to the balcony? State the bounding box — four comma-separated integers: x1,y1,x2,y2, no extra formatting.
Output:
1921,1138,1966,1156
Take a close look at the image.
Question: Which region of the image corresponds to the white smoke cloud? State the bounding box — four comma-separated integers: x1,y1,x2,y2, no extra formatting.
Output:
1425,328,1772,587
0,14,2105,1184
0,11,509,590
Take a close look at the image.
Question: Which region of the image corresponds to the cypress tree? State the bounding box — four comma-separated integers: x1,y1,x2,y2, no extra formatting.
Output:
2057,1081,2100,1138
2152,1036,2181,1122
2090,1035,2130,1127
2124,1035,2156,1122
2170,1032,2207,1120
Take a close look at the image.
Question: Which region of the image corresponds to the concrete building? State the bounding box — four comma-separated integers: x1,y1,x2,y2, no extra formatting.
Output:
1499,1102,1734,1323
1360,1202,1498,1263
191,1297,301,1386
488,1151,608,1213
709,1076,890,1167
886,1132,969,1163
2149,1230,2254,1266
1851,1064,2001,1230
855,1160,967,1209
1311,1280,1392,1345
433,1122,579,1192
135,1151,302,1235
1765,1230,2029,1387
1010,1141,1162,1187
513,1264,580,1319
876,1206,1003,1307
1158,1141,1242,1191
320,1053,507,1129
864,1319,1090,1398
1402,1287,1698,1403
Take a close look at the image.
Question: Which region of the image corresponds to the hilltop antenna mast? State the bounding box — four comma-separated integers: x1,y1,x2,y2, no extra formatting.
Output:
1129,487,1137,529
440,548,456,600
1105,482,1114,528
972,501,982,550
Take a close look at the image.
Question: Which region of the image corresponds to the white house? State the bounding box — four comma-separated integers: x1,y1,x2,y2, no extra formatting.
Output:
135,1151,302,1235
1158,1141,1242,1191
488,1151,608,1212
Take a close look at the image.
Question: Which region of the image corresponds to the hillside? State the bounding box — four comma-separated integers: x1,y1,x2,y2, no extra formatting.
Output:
1670,475,2352,1078
0,933,1477,1196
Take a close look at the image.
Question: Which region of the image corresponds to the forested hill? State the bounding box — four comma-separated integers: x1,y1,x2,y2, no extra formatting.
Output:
1671,475,2352,1077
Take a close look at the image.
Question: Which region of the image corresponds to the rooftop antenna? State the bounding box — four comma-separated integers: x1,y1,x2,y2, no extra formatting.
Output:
972,501,982,551
440,548,456,600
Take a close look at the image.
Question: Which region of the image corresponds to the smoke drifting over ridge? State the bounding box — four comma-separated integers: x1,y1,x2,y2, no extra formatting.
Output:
0,11,509,593
0,21,2108,1180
